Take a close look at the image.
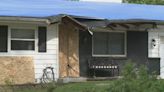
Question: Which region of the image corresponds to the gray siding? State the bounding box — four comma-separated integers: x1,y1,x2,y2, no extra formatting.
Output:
79,31,160,77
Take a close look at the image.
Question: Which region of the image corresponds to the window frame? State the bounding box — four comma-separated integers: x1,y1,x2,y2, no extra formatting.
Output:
92,30,127,57
8,27,38,52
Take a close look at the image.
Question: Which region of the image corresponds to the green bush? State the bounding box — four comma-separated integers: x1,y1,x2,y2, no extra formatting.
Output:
108,61,164,92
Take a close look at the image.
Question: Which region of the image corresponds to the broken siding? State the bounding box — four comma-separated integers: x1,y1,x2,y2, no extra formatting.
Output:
0,22,59,83
148,31,159,58
148,25,164,58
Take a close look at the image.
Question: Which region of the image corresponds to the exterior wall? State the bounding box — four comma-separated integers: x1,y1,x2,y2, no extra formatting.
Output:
79,31,160,77
0,22,59,83
148,25,164,78
148,25,164,58
34,24,59,82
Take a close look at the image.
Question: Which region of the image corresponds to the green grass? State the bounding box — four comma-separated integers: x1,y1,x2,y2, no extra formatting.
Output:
13,81,110,92
54,81,110,92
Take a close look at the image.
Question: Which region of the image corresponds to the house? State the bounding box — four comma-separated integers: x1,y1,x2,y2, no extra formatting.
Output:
0,0,164,84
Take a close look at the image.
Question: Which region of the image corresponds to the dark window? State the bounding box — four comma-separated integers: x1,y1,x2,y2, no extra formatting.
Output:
11,28,35,51
11,41,34,50
38,27,47,52
93,32,125,56
0,26,8,52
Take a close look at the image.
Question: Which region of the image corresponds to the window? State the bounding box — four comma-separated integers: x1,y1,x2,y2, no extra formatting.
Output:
10,29,35,50
93,31,126,57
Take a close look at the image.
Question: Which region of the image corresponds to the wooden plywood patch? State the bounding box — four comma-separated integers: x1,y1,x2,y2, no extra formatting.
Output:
59,21,80,78
68,24,79,77
59,24,68,77
0,56,35,85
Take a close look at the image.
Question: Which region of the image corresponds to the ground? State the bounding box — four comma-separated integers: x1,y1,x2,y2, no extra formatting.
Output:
1,81,110,92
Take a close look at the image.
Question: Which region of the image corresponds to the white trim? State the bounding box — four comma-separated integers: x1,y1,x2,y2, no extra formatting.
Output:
8,27,11,52
8,26,38,53
11,39,35,41
35,27,39,52
56,23,59,79
92,30,127,57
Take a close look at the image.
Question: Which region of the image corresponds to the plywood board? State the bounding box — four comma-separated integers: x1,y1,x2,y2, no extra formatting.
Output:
67,25,79,77
59,24,69,77
59,21,80,78
0,56,35,85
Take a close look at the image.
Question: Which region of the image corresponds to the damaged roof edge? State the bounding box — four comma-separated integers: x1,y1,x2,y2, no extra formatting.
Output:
108,19,164,25
0,16,50,24
0,14,164,26
48,14,88,30
0,14,89,29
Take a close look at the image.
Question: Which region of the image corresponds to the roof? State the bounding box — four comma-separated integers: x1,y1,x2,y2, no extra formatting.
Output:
0,0,164,21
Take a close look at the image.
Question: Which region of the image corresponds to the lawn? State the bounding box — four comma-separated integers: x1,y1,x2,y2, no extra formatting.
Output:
10,81,110,92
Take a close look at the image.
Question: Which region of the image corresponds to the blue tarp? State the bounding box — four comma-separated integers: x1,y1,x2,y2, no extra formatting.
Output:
0,0,164,20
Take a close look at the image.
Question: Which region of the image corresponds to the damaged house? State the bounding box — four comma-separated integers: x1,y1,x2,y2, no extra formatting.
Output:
0,0,164,84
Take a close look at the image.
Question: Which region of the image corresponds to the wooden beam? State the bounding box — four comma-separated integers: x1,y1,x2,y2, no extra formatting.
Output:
117,23,130,29
61,16,88,30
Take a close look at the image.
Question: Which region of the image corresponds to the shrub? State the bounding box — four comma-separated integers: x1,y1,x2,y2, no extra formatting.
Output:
108,61,164,92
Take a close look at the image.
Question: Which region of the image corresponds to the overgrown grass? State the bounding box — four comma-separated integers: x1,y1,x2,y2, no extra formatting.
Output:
108,61,164,92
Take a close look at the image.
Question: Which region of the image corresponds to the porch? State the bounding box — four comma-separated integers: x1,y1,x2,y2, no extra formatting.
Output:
58,18,160,78
78,21,160,77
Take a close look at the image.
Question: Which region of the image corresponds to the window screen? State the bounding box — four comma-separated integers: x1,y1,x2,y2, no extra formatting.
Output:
11,28,35,50
93,32,125,56
11,29,34,39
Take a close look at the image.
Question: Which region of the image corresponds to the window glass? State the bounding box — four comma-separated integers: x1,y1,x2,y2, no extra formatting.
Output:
93,32,108,54
11,40,34,50
93,32,125,56
11,29,35,39
108,33,125,55
11,29,35,51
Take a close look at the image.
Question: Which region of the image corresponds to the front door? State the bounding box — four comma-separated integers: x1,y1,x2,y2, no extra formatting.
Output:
160,36,164,78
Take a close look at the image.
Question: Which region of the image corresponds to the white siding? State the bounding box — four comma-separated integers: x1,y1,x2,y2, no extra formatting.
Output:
0,22,59,83
148,31,160,58
148,25,164,58
34,24,59,82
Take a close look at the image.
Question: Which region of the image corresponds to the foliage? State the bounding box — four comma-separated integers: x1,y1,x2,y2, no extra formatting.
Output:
108,61,164,92
123,0,164,5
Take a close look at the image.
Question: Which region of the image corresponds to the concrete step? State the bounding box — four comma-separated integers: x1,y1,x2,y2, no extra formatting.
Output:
57,76,121,83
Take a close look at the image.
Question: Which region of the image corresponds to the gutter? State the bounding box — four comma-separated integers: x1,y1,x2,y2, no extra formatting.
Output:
0,16,50,24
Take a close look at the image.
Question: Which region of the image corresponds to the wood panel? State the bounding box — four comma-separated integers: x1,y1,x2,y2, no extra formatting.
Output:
59,24,69,77
59,22,80,78
0,56,34,85
68,24,79,77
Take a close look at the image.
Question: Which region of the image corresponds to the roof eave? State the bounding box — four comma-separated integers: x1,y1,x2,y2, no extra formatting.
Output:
0,16,50,24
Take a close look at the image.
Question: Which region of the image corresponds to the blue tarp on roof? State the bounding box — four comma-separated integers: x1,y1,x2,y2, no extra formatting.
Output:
0,0,164,20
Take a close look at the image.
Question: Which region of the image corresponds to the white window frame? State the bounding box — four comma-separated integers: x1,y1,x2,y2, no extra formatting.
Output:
92,30,127,57
8,27,38,53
